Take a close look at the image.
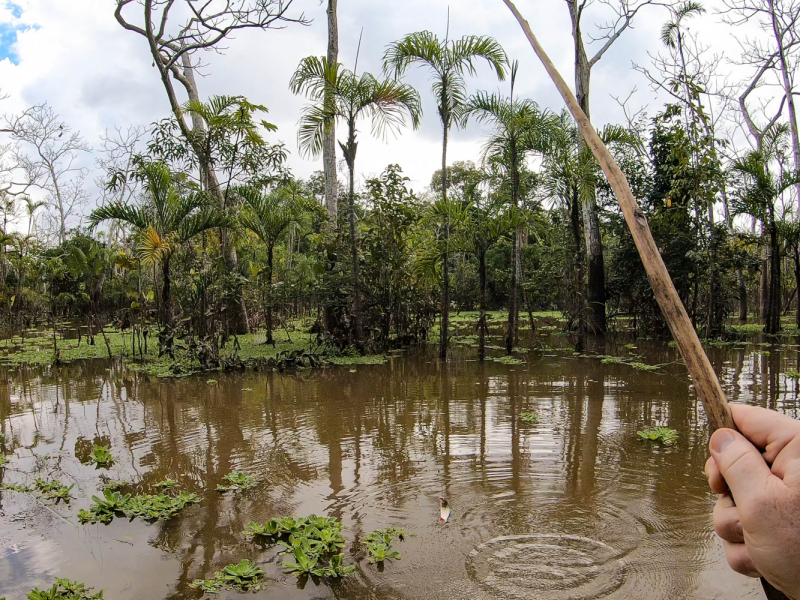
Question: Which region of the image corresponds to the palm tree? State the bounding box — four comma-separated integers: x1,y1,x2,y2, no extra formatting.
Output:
383,29,507,359
732,130,799,335
89,162,230,335
466,62,553,353
238,185,319,345
291,56,421,347
540,113,636,350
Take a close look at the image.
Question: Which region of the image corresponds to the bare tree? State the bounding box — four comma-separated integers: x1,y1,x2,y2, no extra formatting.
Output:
565,0,673,334
96,125,146,246
114,0,307,333
722,0,800,207
5,104,90,245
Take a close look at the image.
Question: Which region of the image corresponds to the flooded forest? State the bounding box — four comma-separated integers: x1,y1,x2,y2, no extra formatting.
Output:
0,0,799,598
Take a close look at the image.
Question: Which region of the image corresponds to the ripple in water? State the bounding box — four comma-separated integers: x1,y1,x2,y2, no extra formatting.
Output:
466,534,626,600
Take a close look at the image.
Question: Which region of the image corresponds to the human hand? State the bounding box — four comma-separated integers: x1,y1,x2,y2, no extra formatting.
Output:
705,404,800,600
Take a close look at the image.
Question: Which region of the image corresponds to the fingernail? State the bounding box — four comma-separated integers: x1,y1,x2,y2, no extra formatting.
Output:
711,430,736,454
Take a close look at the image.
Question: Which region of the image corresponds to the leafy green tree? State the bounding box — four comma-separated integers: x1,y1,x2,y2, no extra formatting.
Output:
291,56,421,348
384,30,507,359
465,63,553,353
89,162,230,340
238,185,321,345
453,196,526,360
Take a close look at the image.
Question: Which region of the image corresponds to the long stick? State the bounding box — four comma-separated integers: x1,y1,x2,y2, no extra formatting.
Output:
502,0,733,432
502,3,790,598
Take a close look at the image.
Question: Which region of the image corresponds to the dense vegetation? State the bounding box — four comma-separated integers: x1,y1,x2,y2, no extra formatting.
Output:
0,0,799,373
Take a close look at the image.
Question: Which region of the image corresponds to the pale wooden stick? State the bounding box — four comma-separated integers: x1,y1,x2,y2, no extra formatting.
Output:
502,0,733,432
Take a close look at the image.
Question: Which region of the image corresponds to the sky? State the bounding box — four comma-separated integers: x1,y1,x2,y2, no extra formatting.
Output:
0,0,770,219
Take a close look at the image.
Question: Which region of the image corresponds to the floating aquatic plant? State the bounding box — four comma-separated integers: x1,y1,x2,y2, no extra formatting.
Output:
100,478,130,491
34,479,75,503
637,427,678,446
153,479,177,490
87,445,115,468
520,411,538,424
25,578,103,599
492,356,525,365
78,488,198,524
217,471,257,492
363,526,407,545
366,540,401,564
191,559,264,593
0,455,8,467
245,514,355,580
785,370,800,380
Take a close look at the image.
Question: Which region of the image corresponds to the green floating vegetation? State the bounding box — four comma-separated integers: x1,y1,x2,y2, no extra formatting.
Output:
190,559,265,594
100,478,130,491
363,527,406,564
25,578,103,600
0,455,8,467
520,411,538,424
34,479,75,503
600,356,661,371
637,427,678,446
78,488,199,525
153,479,177,490
785,370,800,380
217,471,257,492
243,514,355,579
326,354,389,366
492,356,525,365
87,445,114,468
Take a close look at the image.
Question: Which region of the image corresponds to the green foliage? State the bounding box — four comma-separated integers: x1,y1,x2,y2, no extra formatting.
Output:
492,356,524,365
520,412,538,424
216,471,257,492
600,356,661,371
638,427,679,446
34,479,75,503
78,488,198,524
26,578,103,599
785,370,800,380
245,514,355,580
190,559,265,593
366,540,401,564
87,444,114,468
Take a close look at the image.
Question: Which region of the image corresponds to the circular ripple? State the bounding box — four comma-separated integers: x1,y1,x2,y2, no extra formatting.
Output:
466,534,626,600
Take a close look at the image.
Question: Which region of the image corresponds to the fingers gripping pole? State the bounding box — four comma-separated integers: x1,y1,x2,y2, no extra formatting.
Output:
501,0,733,432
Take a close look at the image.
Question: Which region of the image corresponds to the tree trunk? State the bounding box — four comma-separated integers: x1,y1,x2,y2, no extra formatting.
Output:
344,131,364,347
323,0,339,223
266,244,274,346
795,248,800,330
162,255,172,328
766,211,781,335
440,123,450,360
506,146,520,354
761,234,770,319
568,0,606,335
479,251,487,362
570,190,587,352
738,270,748,322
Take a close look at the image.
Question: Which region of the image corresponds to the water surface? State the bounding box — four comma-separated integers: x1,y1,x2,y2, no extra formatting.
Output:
1,338,796,599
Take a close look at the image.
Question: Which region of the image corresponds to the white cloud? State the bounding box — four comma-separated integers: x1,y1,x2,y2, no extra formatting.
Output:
0,0,780,210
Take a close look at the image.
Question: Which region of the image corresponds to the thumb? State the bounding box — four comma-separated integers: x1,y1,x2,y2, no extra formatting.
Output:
710,429,772,508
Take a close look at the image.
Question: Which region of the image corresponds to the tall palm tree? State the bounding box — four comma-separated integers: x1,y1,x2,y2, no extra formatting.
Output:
383,29,507,359
466,62,553,353
732,129,799,335
89,162,230,333
238,185,319,345
291,56,421,347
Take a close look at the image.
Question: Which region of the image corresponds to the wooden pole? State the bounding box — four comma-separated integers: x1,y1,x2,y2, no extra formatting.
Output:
501,0,733,432
502,2,789,598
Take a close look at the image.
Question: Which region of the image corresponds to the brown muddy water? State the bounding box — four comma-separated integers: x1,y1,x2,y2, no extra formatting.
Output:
0,338,797,599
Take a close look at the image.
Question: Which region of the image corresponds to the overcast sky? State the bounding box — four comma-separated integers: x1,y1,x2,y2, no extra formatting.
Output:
0,0,768,213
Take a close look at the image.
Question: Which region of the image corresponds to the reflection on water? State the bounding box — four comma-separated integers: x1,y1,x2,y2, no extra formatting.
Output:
0,337,796,599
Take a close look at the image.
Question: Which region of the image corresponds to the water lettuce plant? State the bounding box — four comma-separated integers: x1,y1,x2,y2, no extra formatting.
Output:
637,427,678,446
190,559,264,593
25,578,103,599
34,479,75,503
245,514,355,580
520,411,538,424
363,526,407,545
87,445,115,468
366,540,401,564
153,479,177,490
78,488,198,524
216,471,257,492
